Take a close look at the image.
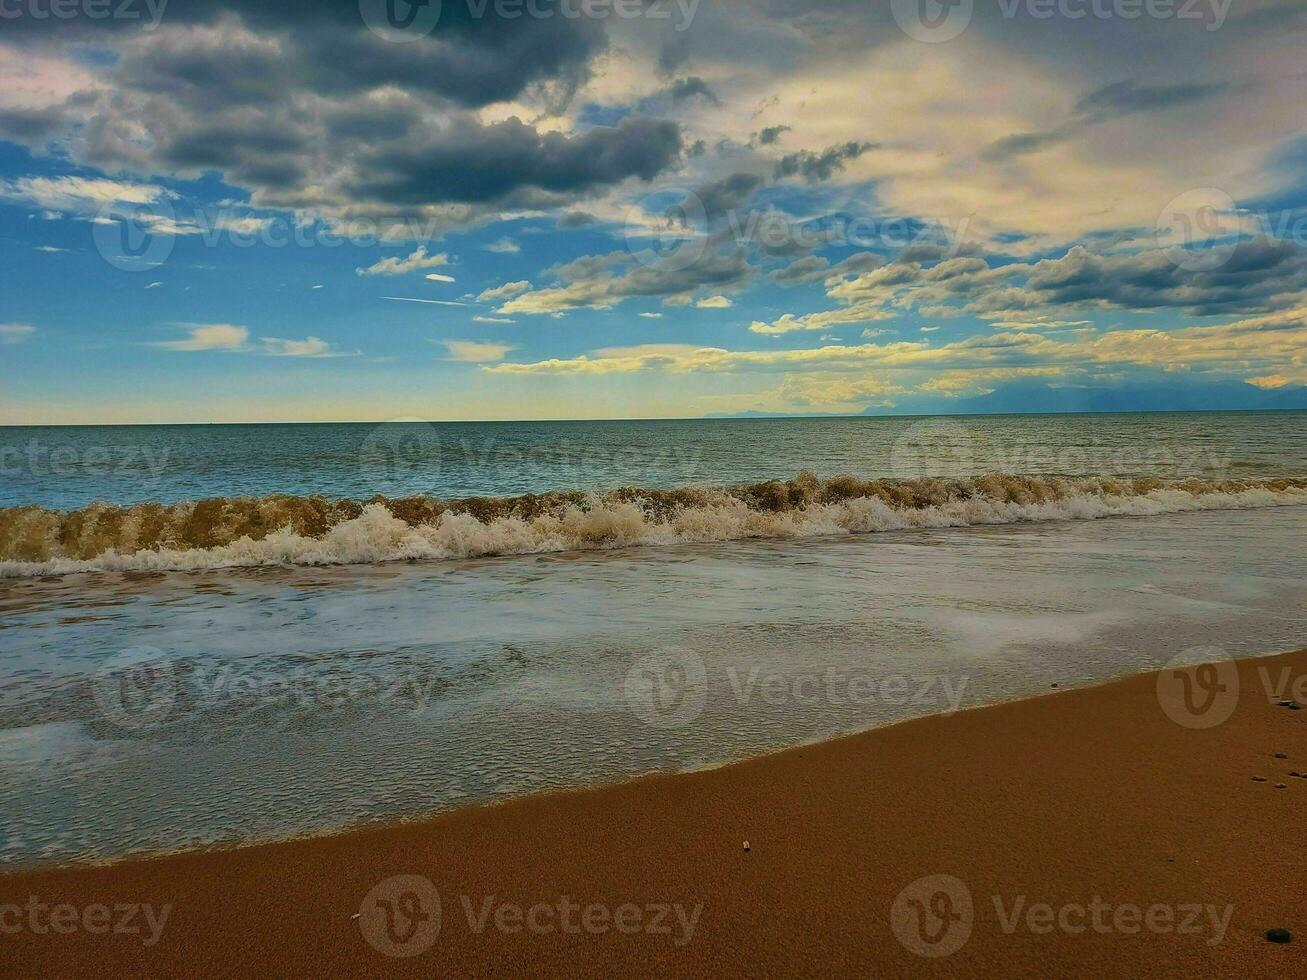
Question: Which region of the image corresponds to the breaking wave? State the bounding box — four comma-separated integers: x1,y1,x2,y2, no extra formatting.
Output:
2,472,1306,578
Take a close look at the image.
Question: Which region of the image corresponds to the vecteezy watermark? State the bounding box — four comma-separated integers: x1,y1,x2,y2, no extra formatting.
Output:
1157,647,1307,728
623,647,969,729
0,896,171,947
892,0,1231,42
886,416,1240,479
1156,187,1307,272
89,647,442,732
357,874,702,957
90,647,178,732
359,419,444,497
357,419,704,498
359,0,699,43
90,202,471,273
1156,645,1239,729
623,189,976,275
891,0,975,43
891,875,1234,957
358,875,442,958
889,418,978,480
891,874,974,957
623,647,709,730
0,0,168,28
0,439,171,483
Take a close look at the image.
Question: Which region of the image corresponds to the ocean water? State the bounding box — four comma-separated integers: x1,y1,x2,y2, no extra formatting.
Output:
2,411,1306,867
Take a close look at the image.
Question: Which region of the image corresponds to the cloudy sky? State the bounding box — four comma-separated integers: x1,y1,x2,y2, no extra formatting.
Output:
2,0,1306,423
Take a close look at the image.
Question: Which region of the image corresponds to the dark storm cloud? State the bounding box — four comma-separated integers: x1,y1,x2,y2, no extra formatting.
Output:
690,172,763,218
1019,239,1307,316
983,79,1228,162
346,116,683,207
755,125,790,146
667,76,721,106
0,107,70,145
770,251,881,284
774,141,877,182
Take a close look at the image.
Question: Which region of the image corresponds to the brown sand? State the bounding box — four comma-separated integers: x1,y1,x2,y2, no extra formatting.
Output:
3,650,1304,978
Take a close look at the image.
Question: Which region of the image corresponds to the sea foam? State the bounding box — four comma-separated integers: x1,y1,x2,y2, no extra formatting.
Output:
2,473,1305,578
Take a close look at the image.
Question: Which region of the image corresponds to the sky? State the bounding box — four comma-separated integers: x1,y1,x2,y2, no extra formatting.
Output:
1,0,1307,424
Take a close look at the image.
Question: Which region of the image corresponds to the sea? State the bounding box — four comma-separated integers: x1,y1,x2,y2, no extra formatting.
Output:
1,411,1306,867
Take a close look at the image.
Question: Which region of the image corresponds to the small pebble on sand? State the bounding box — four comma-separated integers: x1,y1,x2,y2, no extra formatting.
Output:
1266,928,1292,944
1252,776,1268,782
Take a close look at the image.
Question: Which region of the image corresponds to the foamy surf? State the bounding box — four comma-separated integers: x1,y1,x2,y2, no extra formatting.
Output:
2,473,1305,578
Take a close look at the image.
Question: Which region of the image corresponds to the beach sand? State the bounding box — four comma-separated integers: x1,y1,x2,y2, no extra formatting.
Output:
2,649,1303,978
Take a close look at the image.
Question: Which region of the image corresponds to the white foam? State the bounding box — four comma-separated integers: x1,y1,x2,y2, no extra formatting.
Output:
3,485,1305,579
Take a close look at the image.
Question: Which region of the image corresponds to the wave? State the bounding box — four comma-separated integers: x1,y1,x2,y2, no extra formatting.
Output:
2,473,1306,578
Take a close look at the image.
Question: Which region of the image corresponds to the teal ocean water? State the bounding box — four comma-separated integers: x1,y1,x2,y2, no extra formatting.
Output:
3,410,1306,510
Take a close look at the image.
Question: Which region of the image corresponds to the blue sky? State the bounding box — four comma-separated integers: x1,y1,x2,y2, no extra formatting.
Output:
2,0,1307,423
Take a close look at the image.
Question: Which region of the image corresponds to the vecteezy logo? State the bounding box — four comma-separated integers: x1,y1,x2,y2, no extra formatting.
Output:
888,417,978,479
359,0,442,42
890,874,973,958
358,418,442,496
623,646,708,729
890,0,974,43
90,646,177,731
1155,187,1240,272
1156,645,1239,729
358,874,441,957
91,199,177,272
624,188,709,274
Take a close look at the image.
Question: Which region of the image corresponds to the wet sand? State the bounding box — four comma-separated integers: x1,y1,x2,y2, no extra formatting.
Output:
2,649,1304,978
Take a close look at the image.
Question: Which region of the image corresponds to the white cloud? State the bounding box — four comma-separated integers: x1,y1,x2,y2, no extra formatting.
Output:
441,339,515,363
356,246,451,276
260,336,354,358
425,272,456,283
34,245,66,253
477,280,532,303
696,295,733,309
638,312,664,319
484,237,521,254
0,176,170,215
145,281,162,289
473,315,516,324
0,323,36,345
154,324,249,352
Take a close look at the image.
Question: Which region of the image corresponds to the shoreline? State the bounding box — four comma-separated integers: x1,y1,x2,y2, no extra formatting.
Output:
2,649,1304,976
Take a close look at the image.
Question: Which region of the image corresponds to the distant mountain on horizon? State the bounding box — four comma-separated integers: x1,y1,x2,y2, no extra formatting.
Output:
705,381,1307,419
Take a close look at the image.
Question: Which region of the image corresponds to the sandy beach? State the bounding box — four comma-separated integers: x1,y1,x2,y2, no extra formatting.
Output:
2,648,1303,978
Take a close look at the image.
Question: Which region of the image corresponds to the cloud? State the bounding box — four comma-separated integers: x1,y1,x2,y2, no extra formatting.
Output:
441,339,515,363
344,115,682,210
0,175,171,216
774,142,877,182
696,295,732,309
499,248,752,315
982,79,1228,162
477,280,532,302
638,312,664,318
425,272,456,283
472,315,516,324
260,335,354,357
153,324,353,357
0,323,36,345
484,236,520,254
770,252,882,285
356,246,451,276
154,324,249,351
667,76,721,107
